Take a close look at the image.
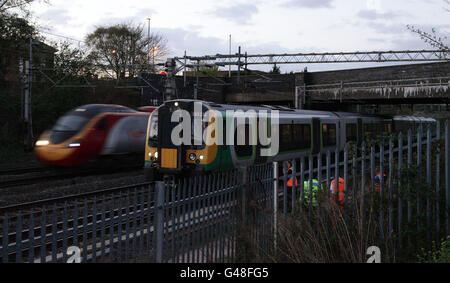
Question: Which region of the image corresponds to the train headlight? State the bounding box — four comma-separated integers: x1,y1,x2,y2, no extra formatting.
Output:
148,152,152,157
189,153,197,161
199,155,204,161
154,152,159,159
67,140,82,148
174,102,179,107
35,140,49,147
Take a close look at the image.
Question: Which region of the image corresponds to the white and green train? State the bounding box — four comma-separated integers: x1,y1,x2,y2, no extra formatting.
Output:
143,100,419,179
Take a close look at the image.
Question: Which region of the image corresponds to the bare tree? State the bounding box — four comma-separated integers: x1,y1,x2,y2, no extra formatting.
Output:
407,0,449,51
85,22,169,81
51,41,92,76
0,0,47,14
407,25,449,51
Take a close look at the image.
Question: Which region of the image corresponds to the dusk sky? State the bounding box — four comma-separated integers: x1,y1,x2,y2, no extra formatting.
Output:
29,0,449,72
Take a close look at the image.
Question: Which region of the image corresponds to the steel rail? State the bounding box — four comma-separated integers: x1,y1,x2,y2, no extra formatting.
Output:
0,166,143,190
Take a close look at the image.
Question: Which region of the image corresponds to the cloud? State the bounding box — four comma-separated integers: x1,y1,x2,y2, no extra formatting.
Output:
131,8,157,22
40,8,71,25
356,9,404,20
157,27,228,57
161,28,316,58
283,0,334,9
153,27,316,73
365,21,450,39
212,4,259,25
366,22,407,35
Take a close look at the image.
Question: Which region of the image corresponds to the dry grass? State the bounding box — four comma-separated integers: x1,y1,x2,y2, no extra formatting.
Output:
250,190,398,263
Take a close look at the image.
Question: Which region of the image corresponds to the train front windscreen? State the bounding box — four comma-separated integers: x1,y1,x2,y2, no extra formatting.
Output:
148,110,158,147
50,111,93,144
49,105,130,144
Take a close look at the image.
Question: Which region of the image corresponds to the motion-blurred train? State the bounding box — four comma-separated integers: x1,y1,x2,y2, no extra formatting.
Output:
144,99,437,179
35,104,155,166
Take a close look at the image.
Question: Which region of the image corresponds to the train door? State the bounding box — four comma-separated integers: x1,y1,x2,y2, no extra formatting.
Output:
344,119,358,146
254,117,268,165
321,120,338,151
312,118,321,154
158,102,183,171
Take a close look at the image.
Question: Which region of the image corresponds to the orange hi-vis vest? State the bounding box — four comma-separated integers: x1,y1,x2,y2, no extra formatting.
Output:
330,178,345,209
284,167,298,187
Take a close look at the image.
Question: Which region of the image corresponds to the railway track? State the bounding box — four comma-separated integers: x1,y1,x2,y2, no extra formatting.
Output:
0,165,144,190
0,182,152,213
0,165,47,176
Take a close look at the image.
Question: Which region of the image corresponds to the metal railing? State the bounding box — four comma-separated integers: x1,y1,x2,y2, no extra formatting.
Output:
276,121,450,251
0,171,243,263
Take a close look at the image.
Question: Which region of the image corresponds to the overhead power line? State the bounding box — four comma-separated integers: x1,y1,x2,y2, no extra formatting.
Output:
37,29,86,44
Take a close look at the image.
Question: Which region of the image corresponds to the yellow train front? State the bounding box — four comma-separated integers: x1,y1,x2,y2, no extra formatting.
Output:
144,100,224,180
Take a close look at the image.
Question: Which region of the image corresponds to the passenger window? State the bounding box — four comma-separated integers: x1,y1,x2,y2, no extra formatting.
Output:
234,125,253,157
322,124,337,147
293,124,311,150
280,124,292,152
346,124,357,142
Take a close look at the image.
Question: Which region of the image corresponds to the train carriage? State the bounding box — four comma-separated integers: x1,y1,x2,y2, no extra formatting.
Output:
35,104,155,166
144,99,393,179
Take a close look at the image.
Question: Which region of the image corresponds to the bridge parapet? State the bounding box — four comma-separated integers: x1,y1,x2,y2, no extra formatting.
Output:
301,76,450,103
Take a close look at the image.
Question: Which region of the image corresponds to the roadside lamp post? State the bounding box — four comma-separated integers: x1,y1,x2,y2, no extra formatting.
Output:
146,18,151,73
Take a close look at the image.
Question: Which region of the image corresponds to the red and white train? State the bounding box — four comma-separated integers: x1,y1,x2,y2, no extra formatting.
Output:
34,104,155,166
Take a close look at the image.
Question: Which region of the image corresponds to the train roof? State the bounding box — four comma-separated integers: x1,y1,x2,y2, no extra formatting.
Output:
393,116,437,122
66,104,136,119
74,104,136,112
165,100,337,116
164,99,392,120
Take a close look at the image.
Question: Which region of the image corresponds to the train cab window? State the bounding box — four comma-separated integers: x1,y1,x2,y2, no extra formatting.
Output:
148,111,158,146
292,124,311,150
346,124,357,143
189,110,209,149
322,124,337,147
234,124,253,157
53,115,89,132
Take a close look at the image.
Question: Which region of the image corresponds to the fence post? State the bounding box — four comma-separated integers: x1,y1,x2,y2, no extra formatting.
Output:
407,129,413,246
361,143,366,229
445,120,449,237
398,133,403,250
380,142,385,240
155,181,165,263
389,136,394,236
1,214,7,263
241,167,249,223
343,147,348,207
417,125,423,232
426,126,432,244
273,162,278,253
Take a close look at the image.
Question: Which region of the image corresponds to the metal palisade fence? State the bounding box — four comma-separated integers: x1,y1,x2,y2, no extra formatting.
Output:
0,172,242,263
0,121,449,263
273,120,450,261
